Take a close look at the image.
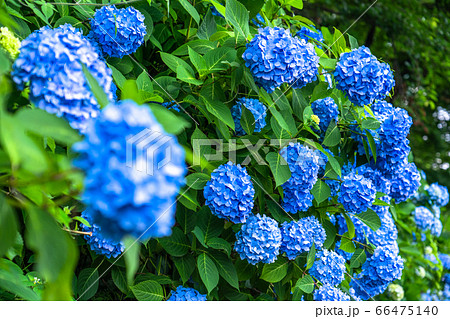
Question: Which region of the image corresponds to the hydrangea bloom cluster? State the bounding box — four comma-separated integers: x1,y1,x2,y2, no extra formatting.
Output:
310,249,346,286
357,165,391,197
351,246,404,300
72,100,186,241
231,98,267,135
313,284,350,301
280,216,326,260
242,27,319,93
162,101,181,112
413,206,435,231
234,214,282,265
439,254,450,270
280,143,320,213
203,162,255,224
90,5,146,58
426,183,449,207
389,162,421,203
168,286,207,301
311,97,339,134
334,46,394,106
80,210,124,258
296,25,324,47
0,27,20,59
12,24,115,132
338,172,376,213
388,284,404,301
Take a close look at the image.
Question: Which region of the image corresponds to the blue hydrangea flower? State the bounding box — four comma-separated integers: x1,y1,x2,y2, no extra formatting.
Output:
90,5,146,58
338,172,376,213
431,218,442,237
351,246,403,300
231,98,267,135
439,254,450,270
162,101,181,112
296,25,324,48
168,286,207,301
12,24,115,132
334,46,395,106
72,100,186,241
389,162,421,203
313,284,350,301
311,97,339,134
421,290,442,301
309,249,346,286
234,214,282,265
280,216,326,260
203,162,255,224
413,206,435,231
243,27,319,93
357,165,391,197
80,210,124,258
280,143,320,213
426,183,449,207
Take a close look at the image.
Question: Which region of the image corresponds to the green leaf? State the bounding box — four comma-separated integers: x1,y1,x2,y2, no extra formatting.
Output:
0,259,39,301
361,118,381,130
209,251,239,289
266,152,291,187
160,52,195,75
373,198,390,206
207,238,232,256
240,105,255,135
172,40,218,56
349,248,366,268
323,120,341,147
203,47,237,73
356,209,381,231
158,227,190,257
77,268,99,301
173,254,196,283
176,206,196,234
339,233,356,253
311,180,331,204
295,275,314,293
319,57,337,69
343,213,355,239
197,253,219,293
261,258,289,283
81,63,109,108
131,280,164,301
188,47,207,75
121,80,142,104
197,207,223,242
306,242,316,270
365,129,377,163
310,82,330,102
149,103,190,135
108,64,126,90
25,207,78,300
136,71,153,92
322,219,336,249
123,238,140,285
292,89,308,120
197,10,217,40
186,173,210,190
178,0,200,25
348,34,359,50
268,106,291,134
192,226,207,247
0,195,18,258
15,109,81,145
201,96,235,130
111,268,128,294
225,0,251,40
176,65,203,85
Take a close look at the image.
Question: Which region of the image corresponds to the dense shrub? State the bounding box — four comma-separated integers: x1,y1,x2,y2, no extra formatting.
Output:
0,0,447,301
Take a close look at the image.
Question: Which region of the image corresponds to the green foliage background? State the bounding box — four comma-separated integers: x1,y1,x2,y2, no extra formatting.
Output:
0,0,448,301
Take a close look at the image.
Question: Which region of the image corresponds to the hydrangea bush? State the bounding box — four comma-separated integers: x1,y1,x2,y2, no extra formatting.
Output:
0,0,447,302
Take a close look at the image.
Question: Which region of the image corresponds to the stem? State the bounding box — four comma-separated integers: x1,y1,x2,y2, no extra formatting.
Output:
336,233,373,250
63,228,92,236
